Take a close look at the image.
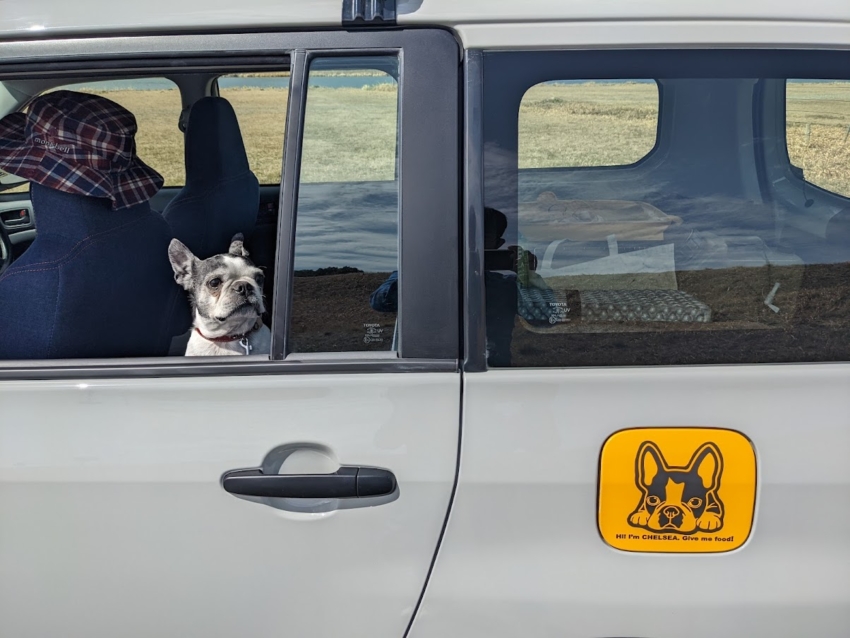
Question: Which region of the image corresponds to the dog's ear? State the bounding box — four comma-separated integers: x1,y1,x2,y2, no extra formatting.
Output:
229,233,249,258
168,238,199,290
635,441,667,489
689,443,723,491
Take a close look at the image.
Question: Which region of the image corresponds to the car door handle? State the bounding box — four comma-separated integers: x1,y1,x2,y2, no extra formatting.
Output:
221,466,397,499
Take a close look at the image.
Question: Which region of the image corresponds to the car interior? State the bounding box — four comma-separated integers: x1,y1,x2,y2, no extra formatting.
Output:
0,57,402,360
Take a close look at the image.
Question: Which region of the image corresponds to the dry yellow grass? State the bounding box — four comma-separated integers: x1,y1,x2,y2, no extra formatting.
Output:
786,82,850,197
219,86,288,184
5,81,848,197
519,82,659,169
71,87,188,186
93,83,398,186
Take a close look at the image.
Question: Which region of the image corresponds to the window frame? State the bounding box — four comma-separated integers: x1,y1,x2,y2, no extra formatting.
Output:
0,29,460,380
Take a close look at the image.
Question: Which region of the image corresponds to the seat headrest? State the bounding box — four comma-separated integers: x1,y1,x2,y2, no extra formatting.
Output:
184,97,251,183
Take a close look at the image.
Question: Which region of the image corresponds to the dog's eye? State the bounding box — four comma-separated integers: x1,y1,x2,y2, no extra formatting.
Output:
254,273,265,288
687,497,703,509
208,278,222,289
646,495,660,506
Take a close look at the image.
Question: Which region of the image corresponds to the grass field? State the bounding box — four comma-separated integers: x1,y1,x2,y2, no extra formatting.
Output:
8,80,850,196
786,82,850,197
518,81,660,169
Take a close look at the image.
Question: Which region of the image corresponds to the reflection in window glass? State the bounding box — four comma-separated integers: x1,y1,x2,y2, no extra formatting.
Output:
786,80,850,198
485,52,850,368
519,81,659,168
300,65,398,183
289,57,400,354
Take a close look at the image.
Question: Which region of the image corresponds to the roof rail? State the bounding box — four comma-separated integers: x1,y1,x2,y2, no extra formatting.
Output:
342,0,397,27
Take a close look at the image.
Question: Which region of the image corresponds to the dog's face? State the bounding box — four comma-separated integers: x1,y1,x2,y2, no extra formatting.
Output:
168,234,265,337
628,441,724,534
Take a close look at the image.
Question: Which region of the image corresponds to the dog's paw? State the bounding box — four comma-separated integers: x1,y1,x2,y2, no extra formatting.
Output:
629,510,650,526
697,512,722,531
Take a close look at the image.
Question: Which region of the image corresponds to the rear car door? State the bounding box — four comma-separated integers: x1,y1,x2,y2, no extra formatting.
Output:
0,29,461,638
412,47,850,637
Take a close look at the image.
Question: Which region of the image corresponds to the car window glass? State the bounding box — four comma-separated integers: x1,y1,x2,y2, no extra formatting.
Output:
289,56,399,354
519,80,658,168
482,51,850,367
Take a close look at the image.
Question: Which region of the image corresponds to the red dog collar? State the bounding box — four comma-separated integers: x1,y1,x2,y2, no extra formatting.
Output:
195,320,262,344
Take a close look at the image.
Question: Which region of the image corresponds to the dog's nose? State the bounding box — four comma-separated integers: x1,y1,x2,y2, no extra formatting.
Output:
234,282,248,296
663,506,680,519
661,505,684,528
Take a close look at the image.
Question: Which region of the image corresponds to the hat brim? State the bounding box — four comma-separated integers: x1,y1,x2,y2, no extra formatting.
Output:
0,112,30,179
0,110,163,210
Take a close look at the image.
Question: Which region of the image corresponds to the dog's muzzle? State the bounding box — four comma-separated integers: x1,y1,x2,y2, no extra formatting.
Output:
659,505,685,529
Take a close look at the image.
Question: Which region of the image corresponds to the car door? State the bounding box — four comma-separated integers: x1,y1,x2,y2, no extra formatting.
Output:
411,48,850,637
0,29,461,638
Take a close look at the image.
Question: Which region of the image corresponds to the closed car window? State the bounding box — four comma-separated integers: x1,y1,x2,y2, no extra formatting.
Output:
289,56,400,353
482,50,850,367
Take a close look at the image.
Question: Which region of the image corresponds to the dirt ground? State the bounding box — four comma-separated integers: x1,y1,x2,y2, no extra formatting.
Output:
510,262,850,366
289,271,396,353
284,263,850,365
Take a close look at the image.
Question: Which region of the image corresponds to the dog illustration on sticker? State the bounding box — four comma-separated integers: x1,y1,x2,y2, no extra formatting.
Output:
628,441,725,534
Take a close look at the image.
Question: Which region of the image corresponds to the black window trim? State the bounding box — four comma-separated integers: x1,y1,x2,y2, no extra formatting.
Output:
0,29,461,380
463,49,487,372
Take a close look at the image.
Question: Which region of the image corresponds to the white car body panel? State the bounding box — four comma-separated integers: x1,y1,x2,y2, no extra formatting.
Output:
0,373,460,637
410,365,850,638
454,20,850,49
0,0,341,39
1,0,848,41
400,0,850,25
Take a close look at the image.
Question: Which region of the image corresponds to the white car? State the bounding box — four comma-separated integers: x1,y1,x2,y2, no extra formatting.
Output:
0,1,849,637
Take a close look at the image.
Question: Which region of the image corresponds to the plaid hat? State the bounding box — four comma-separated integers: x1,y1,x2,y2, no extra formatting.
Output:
0,90,163,210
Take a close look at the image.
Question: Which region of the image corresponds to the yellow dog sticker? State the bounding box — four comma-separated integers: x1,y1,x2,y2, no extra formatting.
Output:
598,428,756,553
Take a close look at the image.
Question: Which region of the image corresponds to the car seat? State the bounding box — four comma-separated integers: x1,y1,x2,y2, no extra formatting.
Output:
163,96,259,258
0,183,189,359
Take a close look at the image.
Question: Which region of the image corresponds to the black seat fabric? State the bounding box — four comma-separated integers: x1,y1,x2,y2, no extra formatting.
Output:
163,97,259,259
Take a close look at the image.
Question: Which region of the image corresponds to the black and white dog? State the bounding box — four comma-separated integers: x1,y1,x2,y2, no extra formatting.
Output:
168,234,271,356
